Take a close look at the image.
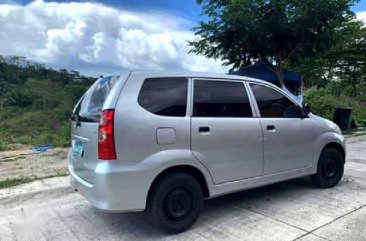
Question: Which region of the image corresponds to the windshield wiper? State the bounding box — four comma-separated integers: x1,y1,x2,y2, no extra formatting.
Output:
71,112,100,126
78,115,99,123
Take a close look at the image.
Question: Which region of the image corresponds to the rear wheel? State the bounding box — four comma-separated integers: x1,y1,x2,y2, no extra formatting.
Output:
147,173,203,234
311,148,344,188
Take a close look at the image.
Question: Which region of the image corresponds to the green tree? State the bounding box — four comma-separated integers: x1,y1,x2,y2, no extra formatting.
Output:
190,0,358,87
292,20,366,96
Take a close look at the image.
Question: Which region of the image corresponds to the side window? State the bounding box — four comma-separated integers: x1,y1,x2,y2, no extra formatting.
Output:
250,84,302,118
193,80,252,117
138,77,188,117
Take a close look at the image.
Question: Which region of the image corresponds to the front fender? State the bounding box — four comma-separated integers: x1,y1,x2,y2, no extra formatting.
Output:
312,131,346,173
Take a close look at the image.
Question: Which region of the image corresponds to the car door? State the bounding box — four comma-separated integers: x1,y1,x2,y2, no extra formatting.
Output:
249,83,316,175
70,75,123,183
190,79,263,184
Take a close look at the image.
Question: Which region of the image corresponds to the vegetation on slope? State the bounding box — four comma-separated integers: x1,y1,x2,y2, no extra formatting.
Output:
0,56,96,148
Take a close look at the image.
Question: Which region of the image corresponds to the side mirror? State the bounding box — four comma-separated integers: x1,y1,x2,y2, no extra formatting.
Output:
302,104,311,116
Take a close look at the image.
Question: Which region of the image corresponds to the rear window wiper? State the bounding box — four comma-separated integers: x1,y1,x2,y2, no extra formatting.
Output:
71,113,99,126
79,115,100,123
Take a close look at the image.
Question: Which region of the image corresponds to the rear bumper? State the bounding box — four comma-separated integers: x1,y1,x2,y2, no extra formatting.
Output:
67,151,151,213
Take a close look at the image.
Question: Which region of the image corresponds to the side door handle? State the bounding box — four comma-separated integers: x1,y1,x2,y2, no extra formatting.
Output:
266,125,275,131
199,126,210,133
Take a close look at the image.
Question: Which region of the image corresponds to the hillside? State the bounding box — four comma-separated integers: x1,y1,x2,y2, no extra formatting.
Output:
0,56,96,149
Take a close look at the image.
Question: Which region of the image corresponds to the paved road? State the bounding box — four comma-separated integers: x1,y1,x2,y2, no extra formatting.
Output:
1,136,366,241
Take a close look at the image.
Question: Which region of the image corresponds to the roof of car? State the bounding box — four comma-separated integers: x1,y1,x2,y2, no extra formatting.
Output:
105,70,300,105
112,70,271,84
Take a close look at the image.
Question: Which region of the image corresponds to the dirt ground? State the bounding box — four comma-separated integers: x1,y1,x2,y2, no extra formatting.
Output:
0,147,69,181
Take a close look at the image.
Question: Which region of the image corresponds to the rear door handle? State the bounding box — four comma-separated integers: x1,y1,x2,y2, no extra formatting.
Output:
266,125,275,131
199,126,210,133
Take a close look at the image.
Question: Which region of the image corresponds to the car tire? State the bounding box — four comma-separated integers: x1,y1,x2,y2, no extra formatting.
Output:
147,173,203,234
311,148,344,188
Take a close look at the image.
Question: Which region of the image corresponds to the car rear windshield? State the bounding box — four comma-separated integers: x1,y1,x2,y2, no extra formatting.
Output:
77,75,119,122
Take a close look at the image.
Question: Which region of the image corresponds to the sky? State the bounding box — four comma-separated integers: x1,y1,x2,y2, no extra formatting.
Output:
0,0,365,76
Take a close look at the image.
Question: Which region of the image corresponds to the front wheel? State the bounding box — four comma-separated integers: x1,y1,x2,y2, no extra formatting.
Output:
147,173,203,234
311,148,344,188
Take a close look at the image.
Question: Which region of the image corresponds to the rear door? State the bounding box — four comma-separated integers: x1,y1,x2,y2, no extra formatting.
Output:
190,79,263,184
70,74,124,183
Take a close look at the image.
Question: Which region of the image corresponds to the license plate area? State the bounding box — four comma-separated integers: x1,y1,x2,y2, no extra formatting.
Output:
72,141,84,157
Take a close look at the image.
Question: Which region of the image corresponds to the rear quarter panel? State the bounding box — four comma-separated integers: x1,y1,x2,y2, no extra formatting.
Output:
112,73,215,202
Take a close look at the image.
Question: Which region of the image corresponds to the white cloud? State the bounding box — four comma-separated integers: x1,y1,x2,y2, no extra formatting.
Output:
356,11,366,25
0,0,227,76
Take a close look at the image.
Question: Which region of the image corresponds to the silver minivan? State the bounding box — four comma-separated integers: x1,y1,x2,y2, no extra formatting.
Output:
68,71,345,233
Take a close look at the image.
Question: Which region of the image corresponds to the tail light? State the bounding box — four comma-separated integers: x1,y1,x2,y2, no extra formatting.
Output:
98,109,117,160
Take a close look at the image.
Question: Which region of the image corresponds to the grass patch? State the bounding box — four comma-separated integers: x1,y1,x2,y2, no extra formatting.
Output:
0,156,26,163
0,158,17,163
0,140,8,151
0,173,69,189
0,177,35,189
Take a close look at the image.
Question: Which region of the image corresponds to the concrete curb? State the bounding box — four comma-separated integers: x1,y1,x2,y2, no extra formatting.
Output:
0,176,73,208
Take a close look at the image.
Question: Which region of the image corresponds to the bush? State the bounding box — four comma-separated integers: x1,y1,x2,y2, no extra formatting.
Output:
54,121,71,147
1,108,71,147
0,139,8,151
304,84,366,126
